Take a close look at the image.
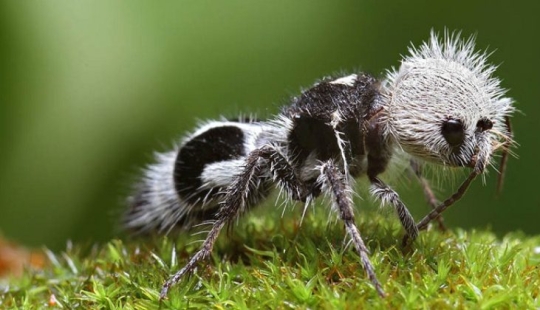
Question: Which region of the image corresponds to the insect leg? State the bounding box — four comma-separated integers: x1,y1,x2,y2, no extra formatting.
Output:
402,169,480,246
160,147,270,300
257,145,310,202
320,160,386,297
416,169,479,232
160,144,312,299
369,176,419,241
410,159,446,231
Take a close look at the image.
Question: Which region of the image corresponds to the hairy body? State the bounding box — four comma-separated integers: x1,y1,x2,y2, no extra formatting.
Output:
124,31,515,298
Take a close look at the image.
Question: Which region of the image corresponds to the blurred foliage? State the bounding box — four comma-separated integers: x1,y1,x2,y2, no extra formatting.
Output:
0,1,539,249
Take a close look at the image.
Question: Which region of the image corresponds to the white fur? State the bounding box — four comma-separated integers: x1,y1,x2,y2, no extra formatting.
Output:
330,110,351,178
330,74,358,86
200,159,246,189
380,30,514,169
126,30,515,234
125,149,184,233
125,119,289,233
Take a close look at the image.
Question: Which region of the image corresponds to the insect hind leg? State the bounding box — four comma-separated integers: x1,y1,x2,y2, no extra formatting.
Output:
160,147,265,299
160,144,310,299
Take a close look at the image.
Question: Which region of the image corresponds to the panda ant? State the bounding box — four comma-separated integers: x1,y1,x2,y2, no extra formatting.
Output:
124,31,515,298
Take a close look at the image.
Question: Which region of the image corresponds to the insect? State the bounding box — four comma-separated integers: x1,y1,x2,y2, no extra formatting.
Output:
124,31,515,298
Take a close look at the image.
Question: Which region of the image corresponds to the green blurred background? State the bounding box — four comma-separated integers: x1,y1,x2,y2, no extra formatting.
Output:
1,1,538,250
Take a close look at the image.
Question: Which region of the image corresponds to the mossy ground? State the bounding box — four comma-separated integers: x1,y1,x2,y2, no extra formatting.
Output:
2,208,539,309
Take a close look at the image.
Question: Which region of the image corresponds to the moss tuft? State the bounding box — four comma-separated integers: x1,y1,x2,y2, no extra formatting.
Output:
2,211,540,309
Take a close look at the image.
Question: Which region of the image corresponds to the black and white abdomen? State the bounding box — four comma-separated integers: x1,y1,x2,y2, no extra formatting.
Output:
124,120,274,234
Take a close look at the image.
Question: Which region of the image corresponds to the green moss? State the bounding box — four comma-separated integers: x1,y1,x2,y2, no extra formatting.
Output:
2,211,540,309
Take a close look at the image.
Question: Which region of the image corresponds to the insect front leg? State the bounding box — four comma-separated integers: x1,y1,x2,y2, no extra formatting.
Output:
410,159,446,231
402,168,481,246
319,160,386,297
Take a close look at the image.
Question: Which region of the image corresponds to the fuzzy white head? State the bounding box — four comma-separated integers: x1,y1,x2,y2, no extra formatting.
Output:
380,31,514,172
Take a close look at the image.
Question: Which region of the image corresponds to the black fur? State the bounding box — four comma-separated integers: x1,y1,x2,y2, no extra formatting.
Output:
157,73,415,298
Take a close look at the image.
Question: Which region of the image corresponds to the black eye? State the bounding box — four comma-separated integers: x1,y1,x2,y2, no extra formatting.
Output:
441,119,465,147
476,118,493,132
